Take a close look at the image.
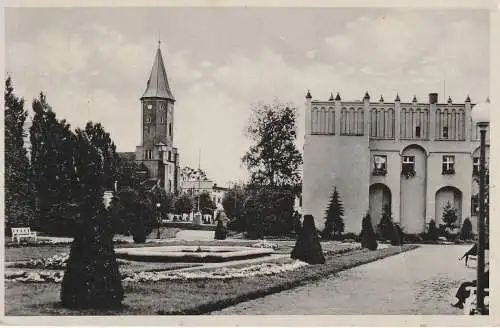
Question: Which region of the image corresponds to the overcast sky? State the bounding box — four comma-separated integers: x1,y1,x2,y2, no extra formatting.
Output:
5,7,490,187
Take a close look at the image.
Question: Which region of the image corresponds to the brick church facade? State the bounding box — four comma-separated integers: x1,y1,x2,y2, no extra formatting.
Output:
135,44,180,194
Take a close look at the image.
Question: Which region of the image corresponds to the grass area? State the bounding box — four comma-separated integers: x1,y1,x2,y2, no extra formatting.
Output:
5,244,417,316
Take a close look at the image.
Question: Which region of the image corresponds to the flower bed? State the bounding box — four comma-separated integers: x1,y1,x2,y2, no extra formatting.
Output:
251,240,280,250
6,260,308,283
10,253,69,270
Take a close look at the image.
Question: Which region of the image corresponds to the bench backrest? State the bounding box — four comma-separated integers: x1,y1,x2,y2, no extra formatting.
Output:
11,227,32,235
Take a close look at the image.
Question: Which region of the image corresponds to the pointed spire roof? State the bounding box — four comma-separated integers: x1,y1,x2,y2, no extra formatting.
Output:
465,95,471,102
329,92,334,101
363,92,370,100
395,93,400,101
412,95,417,102
447,96,453,104
141,45,175,101
306,90,312,99
379,95,384,103
335,92,341,101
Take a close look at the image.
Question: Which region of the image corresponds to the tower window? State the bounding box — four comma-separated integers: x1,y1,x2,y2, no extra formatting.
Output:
160,116,164,124
145,149,153,160
442,155,455,174
168,151,171,161
169,123,172,137
147,104,152,110
147,126,151,134
146,116,152,123
442,126,448,139
415,126,421,138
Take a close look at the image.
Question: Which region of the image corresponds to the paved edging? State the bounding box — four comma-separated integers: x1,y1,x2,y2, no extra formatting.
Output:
160,245,419,315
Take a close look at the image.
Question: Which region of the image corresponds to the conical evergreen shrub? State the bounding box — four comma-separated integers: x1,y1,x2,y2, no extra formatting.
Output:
214,212,228,240
291,215,325,264
378,203,394,241
360,213,378,250
61,201,124,309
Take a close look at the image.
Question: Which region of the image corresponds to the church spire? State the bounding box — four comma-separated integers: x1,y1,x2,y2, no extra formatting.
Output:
141,45,175,101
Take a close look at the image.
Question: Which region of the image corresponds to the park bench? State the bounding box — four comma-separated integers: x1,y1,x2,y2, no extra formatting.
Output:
11,227,37,244
464,286,489,315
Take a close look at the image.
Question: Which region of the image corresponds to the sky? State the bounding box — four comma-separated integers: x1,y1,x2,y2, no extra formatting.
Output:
5,6,490,187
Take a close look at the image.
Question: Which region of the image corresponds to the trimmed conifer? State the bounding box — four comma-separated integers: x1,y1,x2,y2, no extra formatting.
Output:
214,212,228,240
291,215,325,264
461,218,473,240
60,129,123,309
360,213,378,250
378,203,395,241
323,186,345,240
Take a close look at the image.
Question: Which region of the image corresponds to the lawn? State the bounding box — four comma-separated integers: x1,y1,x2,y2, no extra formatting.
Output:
5,244,418,316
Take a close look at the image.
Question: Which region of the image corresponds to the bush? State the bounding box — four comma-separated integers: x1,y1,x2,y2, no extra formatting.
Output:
108,188,155,243
360,213,378,250
422,220,440,241
291,215,325,264
342,232,360,242
391,224,404,246
242,187,295,238
461,218,474,240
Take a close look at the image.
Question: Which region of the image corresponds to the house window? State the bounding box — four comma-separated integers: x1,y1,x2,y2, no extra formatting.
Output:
401,155,415,178
442,155,455,174
373,155,387,176
471,194,479,216
415,126,421,138
473,157,479,175
442,126,448,139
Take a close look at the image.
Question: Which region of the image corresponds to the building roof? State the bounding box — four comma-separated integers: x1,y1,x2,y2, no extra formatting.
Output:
141,45,175,101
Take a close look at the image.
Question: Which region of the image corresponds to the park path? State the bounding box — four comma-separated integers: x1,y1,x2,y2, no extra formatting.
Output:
213,245,479,315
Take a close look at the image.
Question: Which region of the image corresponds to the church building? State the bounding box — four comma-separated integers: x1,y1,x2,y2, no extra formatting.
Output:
302,91,489,234
135,44,180,194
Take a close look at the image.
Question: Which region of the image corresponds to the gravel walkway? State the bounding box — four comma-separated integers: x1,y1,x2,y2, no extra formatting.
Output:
214,244,481,315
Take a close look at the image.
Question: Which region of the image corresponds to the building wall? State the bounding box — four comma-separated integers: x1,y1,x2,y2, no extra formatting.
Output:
303,93,488,234
303,134,370,233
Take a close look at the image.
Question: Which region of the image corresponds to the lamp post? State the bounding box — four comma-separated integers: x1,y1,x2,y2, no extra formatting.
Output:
471,99,490,315
156,202,161,239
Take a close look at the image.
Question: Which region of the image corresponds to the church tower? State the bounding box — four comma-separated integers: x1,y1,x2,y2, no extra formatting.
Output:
135,43,180,194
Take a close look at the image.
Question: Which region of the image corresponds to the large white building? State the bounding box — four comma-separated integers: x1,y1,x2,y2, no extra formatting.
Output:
303,91,489,234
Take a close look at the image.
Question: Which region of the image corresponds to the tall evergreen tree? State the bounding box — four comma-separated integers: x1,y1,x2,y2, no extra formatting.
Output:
30,93,78,235
323,186,345,240
84,122,120,189
4,77,34,231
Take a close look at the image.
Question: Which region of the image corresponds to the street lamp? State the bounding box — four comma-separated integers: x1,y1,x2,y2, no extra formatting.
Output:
156,202,161,239
471,98,490,315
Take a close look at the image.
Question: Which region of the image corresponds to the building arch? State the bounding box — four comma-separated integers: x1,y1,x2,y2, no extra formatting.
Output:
400,144,428,157
435,186,463,227
369,183,392,226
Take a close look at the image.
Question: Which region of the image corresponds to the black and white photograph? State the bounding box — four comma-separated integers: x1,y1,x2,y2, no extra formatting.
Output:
2,1,496,323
